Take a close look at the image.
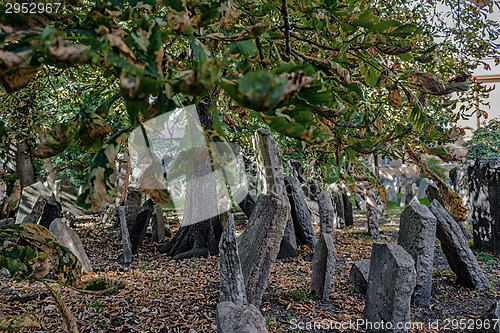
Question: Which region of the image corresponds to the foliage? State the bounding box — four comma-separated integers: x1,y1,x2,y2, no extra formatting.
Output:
465,119,500,159
0,0,498,211
422,157,447,181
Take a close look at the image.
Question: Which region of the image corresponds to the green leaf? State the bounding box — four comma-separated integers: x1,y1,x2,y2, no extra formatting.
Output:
162,0,184,12
125,100,148,126
188,35,209,61
228,40,258,57
371,19,401,33
388,24,420,37
351,10,375,28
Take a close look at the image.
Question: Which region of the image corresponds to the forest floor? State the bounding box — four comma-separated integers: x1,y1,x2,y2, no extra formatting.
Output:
1,205,499,333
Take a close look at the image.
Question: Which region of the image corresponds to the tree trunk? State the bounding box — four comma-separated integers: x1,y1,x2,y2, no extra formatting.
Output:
158,91,224,260
15,141,36,188
112,151,131,227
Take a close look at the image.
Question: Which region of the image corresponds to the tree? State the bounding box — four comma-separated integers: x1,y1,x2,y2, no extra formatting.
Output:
465,119,500,159
0,0,498,252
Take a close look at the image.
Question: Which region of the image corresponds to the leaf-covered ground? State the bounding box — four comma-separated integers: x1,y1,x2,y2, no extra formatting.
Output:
1,206,499,332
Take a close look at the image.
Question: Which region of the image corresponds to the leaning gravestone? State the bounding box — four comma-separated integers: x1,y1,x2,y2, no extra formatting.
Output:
130,199,155,254
216,301,267,333
284,177,316,247
118,206,133,265
16,182,52,224
468,158,500,254
304,196,320,225
59,177,85,217
381,175,398,203
288,159,306,183
342,192,354,227
429,200,489,290
219,215,247,306
348,260,370,294
475,301,500,333
253,129,296,251
398,204,437,308
366,188,378,238
237,191,289,307
151,203,166,243
49,218,93,272
310,232,335,301
329,184,345,229
363,243,416,333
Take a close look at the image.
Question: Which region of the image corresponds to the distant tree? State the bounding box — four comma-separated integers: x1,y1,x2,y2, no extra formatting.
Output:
465,119,500,159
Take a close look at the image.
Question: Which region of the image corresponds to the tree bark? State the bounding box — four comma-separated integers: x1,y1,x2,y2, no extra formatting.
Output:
112,150,131,227
158,91,224,260
15,141,36,188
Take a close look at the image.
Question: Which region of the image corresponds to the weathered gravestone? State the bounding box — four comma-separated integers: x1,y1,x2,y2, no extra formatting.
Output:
304,196,320,226
125,189,142,232
474,301,500,333
118,206,133,266
28,196,62,228
219,214,247,306
450,161,474,210
288,159,306,183
409,196,420,205
348,260,370,294
381,175,398,203
342,192,354,227
237,191,289,306
366,188,379,238
216,301,267,333
253,129,297,253
234,188,256,219
130,199,155,255
311,190,336,300
58,177,85,216
328,184,345,229
404,183,414,206
363,243,416,333
398,204,437,308
355,194,366,211
468,158,500,254
429,200,489,290
49,218,93,272
16,182,52,224
284,177,316,248
151,203,168,242
417,178,433,199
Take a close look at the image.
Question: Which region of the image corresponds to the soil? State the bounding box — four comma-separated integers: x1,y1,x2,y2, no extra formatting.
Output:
0,205,498,332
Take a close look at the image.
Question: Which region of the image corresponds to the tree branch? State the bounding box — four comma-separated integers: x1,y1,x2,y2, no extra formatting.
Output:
289,32,340,52
281,0,291,56
326,107,383,129
255,37,267,68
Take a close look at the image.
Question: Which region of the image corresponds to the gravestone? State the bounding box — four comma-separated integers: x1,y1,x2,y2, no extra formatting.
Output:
125,189,142,232
355,195,366,211
381,175,398,203
409,196,420,205
130,199,155,254
363,243,416,333
237,191,289,306
16,182,52,224
317,190,334,236
366,189,378,238
219,215,247,306
329,184,345,229
304,197,320,225
288,159,306,183
342,193,354,227
59,177,85,217
151,203,166,243
398,204,437,308
234,188,256,219
118,206,133,266
285,177,316,247
425,183,444,207
429,200,488,290
348,260,370,294
49,219,93,272
253,129,297,251
468,158,500,254
35,196,62,229
417,178,433,199
404,183,414,206
475,301,500,333
310,232,335,301
216,302,267,333
0,218,14,226
450,161,473,210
